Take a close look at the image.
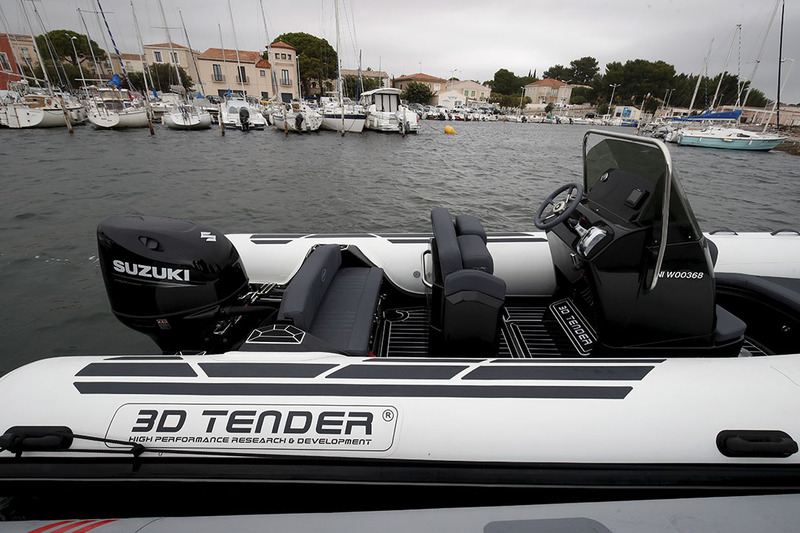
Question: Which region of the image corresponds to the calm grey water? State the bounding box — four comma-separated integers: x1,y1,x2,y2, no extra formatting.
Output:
1,121,798,375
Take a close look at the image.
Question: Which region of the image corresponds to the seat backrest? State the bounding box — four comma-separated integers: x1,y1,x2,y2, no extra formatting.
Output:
430,207,462,281
278,245,341,331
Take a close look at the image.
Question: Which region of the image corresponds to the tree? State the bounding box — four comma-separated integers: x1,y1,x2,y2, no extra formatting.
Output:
35,30,106,71
128,63,192,93
569,56,599,85
342,74,379,99
274,32,337,97
490,68,519,96
542,64,571,81
401,81,435,104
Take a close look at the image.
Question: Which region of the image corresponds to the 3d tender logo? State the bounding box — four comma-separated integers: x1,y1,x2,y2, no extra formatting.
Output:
112,260,191,282
107,404,398,452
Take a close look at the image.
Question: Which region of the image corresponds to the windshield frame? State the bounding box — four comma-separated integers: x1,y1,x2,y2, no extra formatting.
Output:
582,130,673,291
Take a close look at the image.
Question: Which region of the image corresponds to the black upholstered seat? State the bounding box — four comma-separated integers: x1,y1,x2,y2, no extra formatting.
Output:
429,208,505,354
278,245,383,356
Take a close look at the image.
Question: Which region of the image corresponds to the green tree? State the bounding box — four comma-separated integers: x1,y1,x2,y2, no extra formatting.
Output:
128,63,192,93
342,74,379,99
35,30,106,67
490,68,519,96
274,33,337,97
569,56,599,85
401,81,435,104
543,64,571,81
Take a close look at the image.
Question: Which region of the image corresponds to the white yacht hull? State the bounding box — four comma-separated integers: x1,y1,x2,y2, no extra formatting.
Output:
320,112,366,133
88,108,150,129
163,110,212,130
0,103,85,128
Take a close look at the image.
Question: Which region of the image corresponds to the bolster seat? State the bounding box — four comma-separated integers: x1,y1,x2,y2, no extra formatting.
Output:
429,208,506,354
278,245,383,356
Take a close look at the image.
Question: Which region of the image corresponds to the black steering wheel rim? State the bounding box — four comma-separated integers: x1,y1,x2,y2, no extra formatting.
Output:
534,182,584,230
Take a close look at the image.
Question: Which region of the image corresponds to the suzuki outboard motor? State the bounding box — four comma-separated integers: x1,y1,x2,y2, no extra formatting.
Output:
238,107,250,131
97,215,251,353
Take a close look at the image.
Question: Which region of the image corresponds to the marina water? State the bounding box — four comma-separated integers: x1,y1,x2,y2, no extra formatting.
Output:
1,121,798,375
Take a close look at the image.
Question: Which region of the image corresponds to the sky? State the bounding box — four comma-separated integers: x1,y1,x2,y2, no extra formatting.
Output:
3,0,798,104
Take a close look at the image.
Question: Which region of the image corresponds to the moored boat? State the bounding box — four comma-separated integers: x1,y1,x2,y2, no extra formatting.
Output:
1,130,799,519
360,87,419,134
162,103,213,130
221,98,268,131
86,88,150,130
677,126,788,151
271,101,323,133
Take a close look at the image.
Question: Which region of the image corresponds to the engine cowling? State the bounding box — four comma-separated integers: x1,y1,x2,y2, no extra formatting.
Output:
97,214,249,353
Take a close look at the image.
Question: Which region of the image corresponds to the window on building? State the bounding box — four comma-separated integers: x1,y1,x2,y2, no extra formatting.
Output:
237,65,247,83
275,52,279,59
434,83,440,91
0,52,11,71
281,69,290,85
170,51,179,64
260,70,265,76
287,54,291,60
281,53,286,59
471,90,475,97
20,47,29,59
463,89,468,96
154,51,163,62
212,63,223,81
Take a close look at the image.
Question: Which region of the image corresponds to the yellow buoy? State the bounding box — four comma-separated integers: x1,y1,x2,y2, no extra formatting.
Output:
444,125,456,134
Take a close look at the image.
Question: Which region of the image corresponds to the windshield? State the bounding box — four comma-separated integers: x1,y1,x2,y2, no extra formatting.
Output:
583,131,702,244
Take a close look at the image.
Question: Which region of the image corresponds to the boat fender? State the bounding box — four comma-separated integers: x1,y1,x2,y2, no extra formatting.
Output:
46,98,53,107
0,426,74,454
444,125,456,134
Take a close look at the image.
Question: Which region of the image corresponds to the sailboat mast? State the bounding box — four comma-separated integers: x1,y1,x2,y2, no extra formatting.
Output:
335,0,344,135
179,10,204,97
77,9,102,82
688,38,713,116
775,0,784,131
18,0,53,93
711,25,739,110
259,0,279,101
227,0,246,97
131,0,155,135
156,0,182,91
741,0,782,109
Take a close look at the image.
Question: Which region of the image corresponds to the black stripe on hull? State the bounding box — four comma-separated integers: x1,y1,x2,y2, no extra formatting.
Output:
1,457,798,493
73,381,633,399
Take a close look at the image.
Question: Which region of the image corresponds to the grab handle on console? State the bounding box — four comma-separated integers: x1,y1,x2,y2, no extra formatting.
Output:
420,249,433,289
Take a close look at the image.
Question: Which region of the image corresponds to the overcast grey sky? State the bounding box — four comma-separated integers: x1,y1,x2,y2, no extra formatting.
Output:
4,0,798,103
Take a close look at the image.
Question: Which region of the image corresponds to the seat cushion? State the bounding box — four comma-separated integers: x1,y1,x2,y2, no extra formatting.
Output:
455,214,487,243
309,267,383,356
278,245,342,331
457,234,493,273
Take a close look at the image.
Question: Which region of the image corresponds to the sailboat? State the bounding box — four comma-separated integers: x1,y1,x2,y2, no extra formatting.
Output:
157,3,212,131
318,0,366,134
677,1,788,151
0,4,84,129
87,2,149,130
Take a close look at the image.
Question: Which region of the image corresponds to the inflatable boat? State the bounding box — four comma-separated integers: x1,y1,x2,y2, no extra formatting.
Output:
1,131,799,517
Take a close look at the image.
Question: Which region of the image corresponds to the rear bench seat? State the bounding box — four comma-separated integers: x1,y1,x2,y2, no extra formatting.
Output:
277,245,383,356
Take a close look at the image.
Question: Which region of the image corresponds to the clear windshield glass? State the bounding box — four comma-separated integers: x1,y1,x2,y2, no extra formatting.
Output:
583,132,702,244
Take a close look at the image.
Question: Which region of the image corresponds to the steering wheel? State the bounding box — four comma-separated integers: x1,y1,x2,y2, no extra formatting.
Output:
534,182,584,230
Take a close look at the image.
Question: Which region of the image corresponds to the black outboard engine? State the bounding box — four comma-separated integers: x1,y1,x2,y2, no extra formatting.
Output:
97,215,251,353
238,107,250,131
